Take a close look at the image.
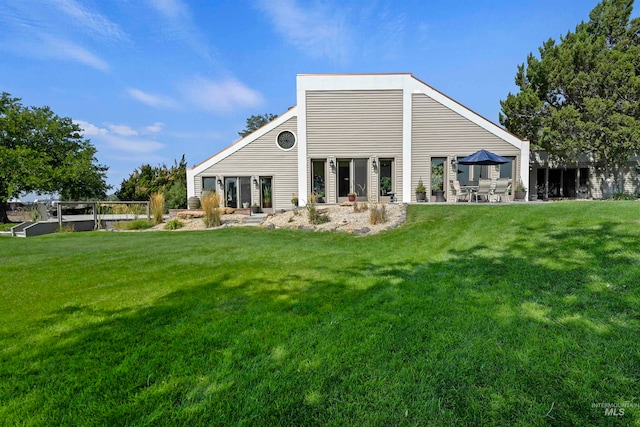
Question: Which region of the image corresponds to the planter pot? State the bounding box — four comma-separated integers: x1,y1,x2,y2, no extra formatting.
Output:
242,202,249,208
434,190,446,203
514,190,526,200
263,202,272,208
187,196,201,210
348,195,356,202
416,192,427,202
251,206,262,214
317,197,325,203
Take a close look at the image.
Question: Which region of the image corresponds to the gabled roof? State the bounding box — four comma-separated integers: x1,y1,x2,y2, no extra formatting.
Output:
409,74,527,149
188,106,298,176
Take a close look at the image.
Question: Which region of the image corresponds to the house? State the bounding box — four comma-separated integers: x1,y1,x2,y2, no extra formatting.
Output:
187,73,530,209
529,151,640,200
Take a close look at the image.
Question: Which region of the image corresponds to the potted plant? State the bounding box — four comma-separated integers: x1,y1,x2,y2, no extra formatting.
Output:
291,193,299,208
242,202,249,209
515,180,527,200
315,191,325,203
380,176,392,195
431,164,445,202
251,203,261,214
415,178,427,202
263,185,272,208
348,191,357,202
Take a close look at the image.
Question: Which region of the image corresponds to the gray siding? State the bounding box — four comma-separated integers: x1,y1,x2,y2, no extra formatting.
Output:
411,93,521,202
194,117,298,210
306,90,404,202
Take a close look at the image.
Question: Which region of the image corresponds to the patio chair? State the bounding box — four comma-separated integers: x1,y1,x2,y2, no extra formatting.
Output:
490,178,512,202
450,180,470,202
474,178,494,202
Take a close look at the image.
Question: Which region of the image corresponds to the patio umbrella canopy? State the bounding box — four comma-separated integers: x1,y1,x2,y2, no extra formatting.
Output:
457,149,511,165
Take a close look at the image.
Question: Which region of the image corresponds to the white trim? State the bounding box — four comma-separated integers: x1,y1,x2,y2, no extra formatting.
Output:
402,83,413,203
296,75,308,206
520,140,531,201
189,107,298,177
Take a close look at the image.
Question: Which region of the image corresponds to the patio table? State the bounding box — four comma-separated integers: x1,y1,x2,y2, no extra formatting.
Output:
462,185,478,202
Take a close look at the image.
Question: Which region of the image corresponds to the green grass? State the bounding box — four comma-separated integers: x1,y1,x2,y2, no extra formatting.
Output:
0,223,18,232
113,218,155,230
1,202,639,425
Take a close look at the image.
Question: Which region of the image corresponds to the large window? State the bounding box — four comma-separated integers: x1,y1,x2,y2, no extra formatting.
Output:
202,177,217,192
499,157,515,179
312,160,326,201
431,157,446,194
379,159,394,196
261,177,273,209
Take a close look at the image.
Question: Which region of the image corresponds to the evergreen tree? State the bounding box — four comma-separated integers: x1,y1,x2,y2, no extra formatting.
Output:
500,0,640,192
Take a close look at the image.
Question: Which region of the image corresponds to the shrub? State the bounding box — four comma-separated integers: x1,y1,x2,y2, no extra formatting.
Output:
611,191,637,200
113,219,155,230
164,218,184,230
57,223,75,233
353,202,368,213
202,191,221,228
369,203,387,225
150,193,165,225
306,193,330,225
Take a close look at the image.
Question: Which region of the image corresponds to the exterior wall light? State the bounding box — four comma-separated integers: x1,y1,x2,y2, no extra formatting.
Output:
372,158,377,170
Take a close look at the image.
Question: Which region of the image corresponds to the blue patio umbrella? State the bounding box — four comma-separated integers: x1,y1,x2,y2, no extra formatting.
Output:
457,149,511,165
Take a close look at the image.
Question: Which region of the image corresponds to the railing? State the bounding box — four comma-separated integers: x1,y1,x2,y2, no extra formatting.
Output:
55,201,150,230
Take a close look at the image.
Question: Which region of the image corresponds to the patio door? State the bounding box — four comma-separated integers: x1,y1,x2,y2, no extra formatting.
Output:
337,158,368,202
225,176,251,208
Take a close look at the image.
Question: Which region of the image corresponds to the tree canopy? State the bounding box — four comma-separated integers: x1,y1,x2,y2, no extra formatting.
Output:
115,155,187,209
0,92,109,223
500,0,640,191
238,113,278,138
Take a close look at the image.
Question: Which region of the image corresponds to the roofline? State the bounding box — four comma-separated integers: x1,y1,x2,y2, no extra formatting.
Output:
188,106,298,175
410,74,527,144
297,72,413,77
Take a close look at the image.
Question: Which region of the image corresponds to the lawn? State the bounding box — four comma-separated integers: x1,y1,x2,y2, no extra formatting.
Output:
1,202,639,426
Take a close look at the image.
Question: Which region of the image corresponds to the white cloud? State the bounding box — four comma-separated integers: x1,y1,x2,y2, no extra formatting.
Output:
145,0,213,61
75,120,108,136
108,124,138,136
128,88,178,109
145,122,165,133
183,77,264,113
103,135,165,154
50,0,128,41
257,0,352,63
44,36,110,71
147,0,190,20
73,120,164,155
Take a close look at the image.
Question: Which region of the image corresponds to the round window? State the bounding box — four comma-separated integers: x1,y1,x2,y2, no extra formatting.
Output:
276,131,296,150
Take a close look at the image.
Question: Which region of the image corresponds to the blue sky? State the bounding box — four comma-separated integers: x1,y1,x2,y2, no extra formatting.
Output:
1,0,635,193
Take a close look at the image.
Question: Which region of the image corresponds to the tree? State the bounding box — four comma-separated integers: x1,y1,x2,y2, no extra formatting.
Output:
115,155,187,209
0,93,109,223
238,113,278,137
500,0,640,192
